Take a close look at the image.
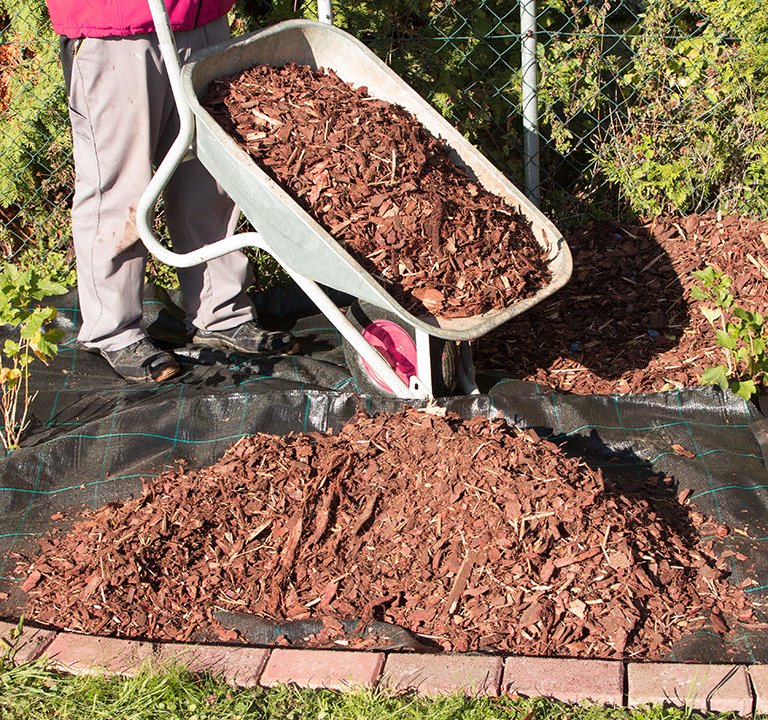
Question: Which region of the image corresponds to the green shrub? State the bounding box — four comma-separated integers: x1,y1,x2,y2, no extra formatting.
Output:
592,0,768,217
692,265,767,401
0,264,66,450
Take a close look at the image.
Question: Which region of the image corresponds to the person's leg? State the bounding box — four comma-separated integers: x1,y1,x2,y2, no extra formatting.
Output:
159,17,256,333
65,34,161,351
158,19,298,355
64,35,179,379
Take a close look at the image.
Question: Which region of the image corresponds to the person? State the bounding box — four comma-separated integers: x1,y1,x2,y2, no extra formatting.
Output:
45,0,299,382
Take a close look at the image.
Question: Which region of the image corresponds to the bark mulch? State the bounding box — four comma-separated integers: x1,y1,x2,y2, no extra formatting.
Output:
476,213,768,394
17,408,763,659
203,64,551,319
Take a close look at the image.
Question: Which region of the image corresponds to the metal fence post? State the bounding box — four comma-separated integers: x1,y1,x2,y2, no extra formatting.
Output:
520,0,541,208
317,0,333,24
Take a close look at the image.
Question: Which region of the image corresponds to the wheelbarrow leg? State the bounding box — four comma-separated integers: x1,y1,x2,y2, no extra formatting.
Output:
285,272,431,400
414,327,434,398
458,341,480,395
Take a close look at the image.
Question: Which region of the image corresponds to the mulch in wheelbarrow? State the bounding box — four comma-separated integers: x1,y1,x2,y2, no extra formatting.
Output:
16,407,763,659
203,64,550,319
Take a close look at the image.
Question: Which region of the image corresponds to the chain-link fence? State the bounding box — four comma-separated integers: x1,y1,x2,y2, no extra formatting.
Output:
1,0,766,276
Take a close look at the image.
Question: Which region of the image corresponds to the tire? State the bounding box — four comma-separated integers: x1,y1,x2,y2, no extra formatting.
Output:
342,301,459,397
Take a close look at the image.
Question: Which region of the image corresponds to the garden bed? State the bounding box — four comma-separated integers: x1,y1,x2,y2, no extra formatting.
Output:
476,213,768,394
16,408,762,659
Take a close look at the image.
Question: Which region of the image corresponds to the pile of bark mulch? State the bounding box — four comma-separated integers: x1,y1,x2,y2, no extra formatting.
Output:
475,212,768,394
17,408,763,659
203,64,550,318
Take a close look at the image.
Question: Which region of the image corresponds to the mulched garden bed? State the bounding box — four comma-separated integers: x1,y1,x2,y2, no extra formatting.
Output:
476,212,768,394
17,408,763,659
203,64,551,319
202,62,767,396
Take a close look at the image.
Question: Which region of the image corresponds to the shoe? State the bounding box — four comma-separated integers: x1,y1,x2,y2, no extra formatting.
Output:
83,338,181,382
192,321,300,356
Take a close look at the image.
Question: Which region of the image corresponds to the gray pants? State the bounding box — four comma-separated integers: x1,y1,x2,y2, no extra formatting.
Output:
63,17,257,352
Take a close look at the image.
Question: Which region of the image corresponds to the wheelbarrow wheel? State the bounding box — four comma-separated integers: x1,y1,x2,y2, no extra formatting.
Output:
342,301,459,397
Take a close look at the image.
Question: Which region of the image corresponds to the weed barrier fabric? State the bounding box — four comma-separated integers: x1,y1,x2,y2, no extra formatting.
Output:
1,285,768,661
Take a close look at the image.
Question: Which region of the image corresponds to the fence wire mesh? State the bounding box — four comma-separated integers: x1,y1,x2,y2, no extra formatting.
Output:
1,0,766,272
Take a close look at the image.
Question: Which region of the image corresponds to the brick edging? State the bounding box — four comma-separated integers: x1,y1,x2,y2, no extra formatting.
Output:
0,621,761,714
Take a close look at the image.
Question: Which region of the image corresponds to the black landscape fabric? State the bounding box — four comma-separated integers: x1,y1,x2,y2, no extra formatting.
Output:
1,284,768,662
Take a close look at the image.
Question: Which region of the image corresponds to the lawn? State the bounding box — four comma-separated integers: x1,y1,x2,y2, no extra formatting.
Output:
0,654,749,720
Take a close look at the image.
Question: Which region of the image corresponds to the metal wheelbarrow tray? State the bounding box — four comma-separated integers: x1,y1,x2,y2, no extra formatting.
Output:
139,8,572,399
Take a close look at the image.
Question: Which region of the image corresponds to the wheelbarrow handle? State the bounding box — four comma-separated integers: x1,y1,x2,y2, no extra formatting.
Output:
137,0,255,267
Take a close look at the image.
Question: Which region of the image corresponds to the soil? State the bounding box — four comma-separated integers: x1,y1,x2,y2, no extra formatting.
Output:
476,213,768,394
17,408,763,659
203,64,551,319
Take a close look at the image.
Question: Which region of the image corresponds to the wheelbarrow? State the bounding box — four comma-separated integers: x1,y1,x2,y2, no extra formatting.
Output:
138,0,573,400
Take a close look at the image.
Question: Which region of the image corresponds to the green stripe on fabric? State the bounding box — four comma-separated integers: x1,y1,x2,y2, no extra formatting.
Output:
331,377,353,391
289,355,305,389
746,585,768,593
691,483,768,499
559,419,751,434
235,390,250,440
0,473,149,496
96,383,126,504
735,626,758,663
218,375,274,390
549,392,563,435
646,448,762,464
58,431,257,445
302,396,311,433
47,332,80,424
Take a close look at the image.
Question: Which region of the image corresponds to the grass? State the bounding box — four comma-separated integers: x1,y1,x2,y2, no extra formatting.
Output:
0,654,750,720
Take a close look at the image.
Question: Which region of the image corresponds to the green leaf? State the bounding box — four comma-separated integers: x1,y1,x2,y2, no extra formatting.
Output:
35,279,68,297
19,313,45,340
43,328,64,345
692,267,715,285
690,286,708,300
32,335,59,361
701,365,729,390
3,339,19,358
715,329,737,350
731,378,758,401
701,306,722,325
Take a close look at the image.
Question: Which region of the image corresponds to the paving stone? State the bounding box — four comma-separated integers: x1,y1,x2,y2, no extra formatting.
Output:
44,632,154,676
748,664,768,715
381,652,503,697
503,656,624,706
628,662,752,715
259,648,384,690
155,642,270,688
0,620,57,663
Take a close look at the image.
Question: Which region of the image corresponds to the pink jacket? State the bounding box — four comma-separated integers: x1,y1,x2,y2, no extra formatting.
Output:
46,0,235,38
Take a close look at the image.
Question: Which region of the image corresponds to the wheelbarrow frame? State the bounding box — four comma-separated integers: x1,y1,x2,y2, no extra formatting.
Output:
137,0,572,399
